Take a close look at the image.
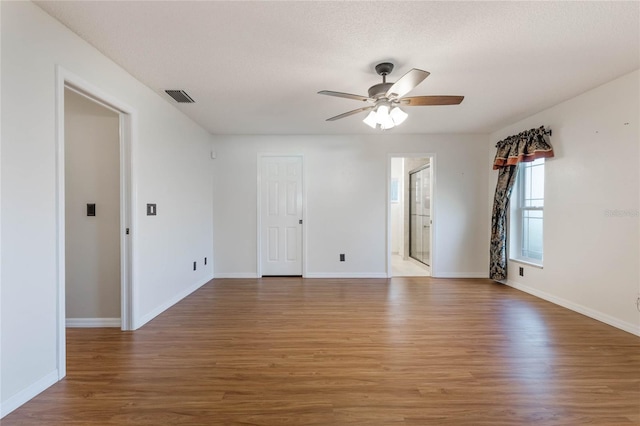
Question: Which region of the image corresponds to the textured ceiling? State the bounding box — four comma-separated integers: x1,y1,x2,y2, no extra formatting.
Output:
36,1,639,135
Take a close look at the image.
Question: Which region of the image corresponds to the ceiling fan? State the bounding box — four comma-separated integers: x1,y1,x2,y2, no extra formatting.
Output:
318,62,464,130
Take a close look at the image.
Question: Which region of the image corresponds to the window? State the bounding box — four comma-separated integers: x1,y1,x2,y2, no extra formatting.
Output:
510,158,544,266
390,178,399,203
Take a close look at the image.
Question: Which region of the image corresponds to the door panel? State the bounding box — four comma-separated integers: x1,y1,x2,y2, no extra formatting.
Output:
261,156,303,275
286,182,297,216
268,227,279,261
285,227,298,261
268,181,279,216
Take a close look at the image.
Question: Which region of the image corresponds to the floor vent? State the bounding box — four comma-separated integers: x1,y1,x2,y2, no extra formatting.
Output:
164,90,195,103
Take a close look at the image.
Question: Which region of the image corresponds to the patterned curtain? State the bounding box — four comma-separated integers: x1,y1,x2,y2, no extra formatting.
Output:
490,126,554,281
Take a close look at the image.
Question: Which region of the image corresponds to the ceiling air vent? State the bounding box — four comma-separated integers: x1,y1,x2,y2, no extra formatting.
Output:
164,89,195,103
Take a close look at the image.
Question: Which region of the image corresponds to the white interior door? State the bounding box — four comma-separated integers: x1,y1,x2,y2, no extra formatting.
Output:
260,156,303,276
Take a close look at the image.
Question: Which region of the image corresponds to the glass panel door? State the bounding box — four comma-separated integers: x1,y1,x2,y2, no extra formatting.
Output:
422,165,431,266
410,172,421,261
409,166,431,266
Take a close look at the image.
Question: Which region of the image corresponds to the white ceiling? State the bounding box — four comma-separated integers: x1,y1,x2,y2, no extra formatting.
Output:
35,1,639,135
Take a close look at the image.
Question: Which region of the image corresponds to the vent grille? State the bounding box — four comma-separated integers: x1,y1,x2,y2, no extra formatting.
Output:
164,90,195,103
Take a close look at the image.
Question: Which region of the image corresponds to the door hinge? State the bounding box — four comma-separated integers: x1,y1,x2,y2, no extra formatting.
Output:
299,219,303,224
126,228,130,235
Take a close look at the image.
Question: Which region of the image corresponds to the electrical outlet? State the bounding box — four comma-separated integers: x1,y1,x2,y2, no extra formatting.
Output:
339,254,345,262
519,267,524,277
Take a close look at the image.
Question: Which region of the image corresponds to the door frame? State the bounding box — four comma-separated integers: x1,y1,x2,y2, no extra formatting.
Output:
256,153,306,277
387,153,437,278
55,66,137,379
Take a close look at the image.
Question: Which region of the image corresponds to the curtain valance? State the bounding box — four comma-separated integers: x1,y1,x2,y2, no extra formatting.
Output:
493,126,554,170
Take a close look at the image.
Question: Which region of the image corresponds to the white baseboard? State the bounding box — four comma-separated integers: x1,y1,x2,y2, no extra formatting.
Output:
505,280,640,337
433,272,489,278
0,370,58,418
66,318,121,328
304,272,388,279
135,274,213,329
213,273,259,279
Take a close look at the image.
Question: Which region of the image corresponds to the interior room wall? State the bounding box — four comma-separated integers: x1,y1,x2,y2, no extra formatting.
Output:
64,89,120,322
212,134,490,279
488,69,640,335
1,1,214,416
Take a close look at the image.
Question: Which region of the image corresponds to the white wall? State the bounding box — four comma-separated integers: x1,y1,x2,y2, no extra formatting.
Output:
65,89,121,321
489,70,640,335
1,1,214,416
212,134,490,279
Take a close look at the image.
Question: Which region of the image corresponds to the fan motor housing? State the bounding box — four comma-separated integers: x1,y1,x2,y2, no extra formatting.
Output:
368,82,393,99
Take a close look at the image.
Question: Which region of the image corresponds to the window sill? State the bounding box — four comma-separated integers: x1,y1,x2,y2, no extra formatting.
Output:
509,258,543,269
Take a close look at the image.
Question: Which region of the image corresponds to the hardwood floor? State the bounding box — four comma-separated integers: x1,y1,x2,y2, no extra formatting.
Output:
4,277,640,425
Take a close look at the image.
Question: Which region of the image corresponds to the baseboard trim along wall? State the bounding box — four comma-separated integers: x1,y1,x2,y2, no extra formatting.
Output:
506,280,640,337
433,272,489,279
0,370,59,418
304,273,388,279
213,273,260,279
66,318,121,328
135,275,213,329
213,272,491,279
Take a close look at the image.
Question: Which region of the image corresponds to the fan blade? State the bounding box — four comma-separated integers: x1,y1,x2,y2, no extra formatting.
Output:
326,106,374,121
385,69,430,98
318,90,372,102
400,95,464,106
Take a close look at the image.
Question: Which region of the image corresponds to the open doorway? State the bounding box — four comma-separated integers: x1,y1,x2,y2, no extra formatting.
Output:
388,156,433,277
64,88,121,327
56,67,134,379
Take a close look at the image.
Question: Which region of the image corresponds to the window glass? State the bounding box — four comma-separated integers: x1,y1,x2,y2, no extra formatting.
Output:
510,158,544,266
522,210,543,260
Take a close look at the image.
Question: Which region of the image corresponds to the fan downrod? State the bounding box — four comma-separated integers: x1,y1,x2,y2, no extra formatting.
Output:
369,62,395,98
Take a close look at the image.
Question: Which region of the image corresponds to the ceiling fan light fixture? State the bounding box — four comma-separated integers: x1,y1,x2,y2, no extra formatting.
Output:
380,120,395,130
390,106,408,125
363,111,378,129
363,102,400,130
379,111,395,130
375,103,390,122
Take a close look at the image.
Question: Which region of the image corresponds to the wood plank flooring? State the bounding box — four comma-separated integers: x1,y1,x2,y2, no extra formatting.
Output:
4,277,640,425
